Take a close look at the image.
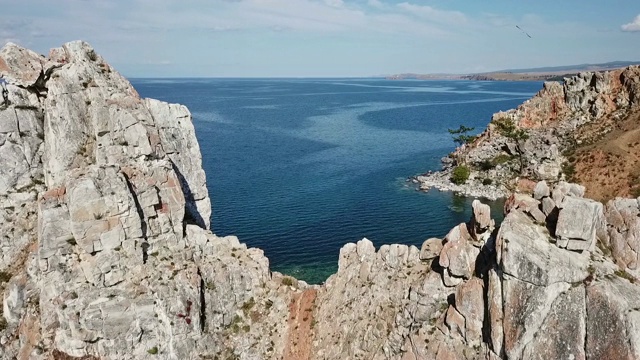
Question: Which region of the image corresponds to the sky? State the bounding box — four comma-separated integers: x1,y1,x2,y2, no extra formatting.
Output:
2,0,640,77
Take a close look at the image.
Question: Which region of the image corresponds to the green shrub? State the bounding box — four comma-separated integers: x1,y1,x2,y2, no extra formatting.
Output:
281,277,294,287
477,154,513,171
492,154,513,166
147,346,158,355
492,117,528,141
482,178,493,186
451,165,470,185
478,160,493,171
562,162,576,181
0,271,11,284
241,297,255,313
615,269,636,283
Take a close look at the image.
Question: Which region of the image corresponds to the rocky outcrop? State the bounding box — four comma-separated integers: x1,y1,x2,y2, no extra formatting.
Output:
416,66,640,200
3,41,640,360
604,197,640,269
0,41,292,360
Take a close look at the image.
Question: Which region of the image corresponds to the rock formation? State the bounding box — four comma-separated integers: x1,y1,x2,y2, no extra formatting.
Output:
2,41,640,360
0,41,291,359
416,65,640,201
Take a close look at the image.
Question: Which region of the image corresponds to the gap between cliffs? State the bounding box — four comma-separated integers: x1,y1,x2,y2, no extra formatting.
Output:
283,288,317,360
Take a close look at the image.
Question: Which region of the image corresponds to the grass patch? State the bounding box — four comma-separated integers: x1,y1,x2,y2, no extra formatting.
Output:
205,281,216,290
282,277,294,287
562,161,576,181
227,314,243,334
596,240,612,257
615,269,636,283
241,297,255,314
492,153,513,166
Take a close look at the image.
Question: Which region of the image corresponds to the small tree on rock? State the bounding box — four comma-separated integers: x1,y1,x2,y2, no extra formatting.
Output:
448,125,476,147
492,117,529,173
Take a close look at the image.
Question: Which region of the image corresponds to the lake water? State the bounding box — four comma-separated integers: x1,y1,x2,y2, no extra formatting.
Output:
131,78,542,284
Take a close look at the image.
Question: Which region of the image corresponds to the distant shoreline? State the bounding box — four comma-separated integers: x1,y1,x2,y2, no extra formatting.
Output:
386,72,578,82
386,61,640,82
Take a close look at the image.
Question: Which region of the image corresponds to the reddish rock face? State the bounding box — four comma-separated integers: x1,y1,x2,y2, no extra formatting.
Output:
439,223,480,286
515,81,569,129
586,280,640,360
605,198,640,269
454,277,484,344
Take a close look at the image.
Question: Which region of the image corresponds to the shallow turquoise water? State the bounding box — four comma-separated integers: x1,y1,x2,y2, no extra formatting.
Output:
132,78,542,284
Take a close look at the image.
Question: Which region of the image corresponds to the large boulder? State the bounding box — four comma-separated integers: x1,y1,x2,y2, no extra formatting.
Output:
494,208,590,360
555,196,604,251
605,198,640,269
586,278,640,359
439,224,480,286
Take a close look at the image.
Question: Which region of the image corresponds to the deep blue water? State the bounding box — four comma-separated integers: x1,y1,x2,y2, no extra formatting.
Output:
131,78,542,284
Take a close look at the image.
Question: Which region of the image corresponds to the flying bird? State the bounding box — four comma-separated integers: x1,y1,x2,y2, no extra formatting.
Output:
516,25,532,38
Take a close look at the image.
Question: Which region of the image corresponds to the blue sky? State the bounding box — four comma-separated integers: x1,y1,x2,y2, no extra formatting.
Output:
2,0,640,77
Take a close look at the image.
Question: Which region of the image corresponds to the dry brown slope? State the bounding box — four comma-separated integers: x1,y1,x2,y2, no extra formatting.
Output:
570,108,640,202
283,289,317,360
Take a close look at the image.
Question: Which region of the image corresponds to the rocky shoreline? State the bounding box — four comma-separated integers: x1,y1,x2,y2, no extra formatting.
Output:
412,66,640,203
411,169,509,201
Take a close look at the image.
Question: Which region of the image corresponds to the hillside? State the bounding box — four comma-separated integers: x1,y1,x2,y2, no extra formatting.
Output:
387,61,640,81
570,106,640,201
416,66,640,202
503,61,640,74
2,41,640,360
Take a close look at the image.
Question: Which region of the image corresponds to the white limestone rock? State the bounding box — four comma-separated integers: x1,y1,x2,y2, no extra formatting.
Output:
5,40,640,360
420,237,443,260
532,180,550,200
144,98,211,229
555,195,603,251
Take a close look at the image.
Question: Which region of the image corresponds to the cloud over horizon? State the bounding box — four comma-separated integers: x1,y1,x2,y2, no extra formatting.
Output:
1,0,638,77
622,14,640,32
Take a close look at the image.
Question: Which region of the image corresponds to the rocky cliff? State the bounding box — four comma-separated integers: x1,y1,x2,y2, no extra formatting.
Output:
2,42,640,360
416,66,640,201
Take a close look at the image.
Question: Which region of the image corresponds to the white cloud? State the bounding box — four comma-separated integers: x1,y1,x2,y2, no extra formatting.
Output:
396,2,467,25
622,15,640,32
367,0,384,9
323,0,344,8
113,0,453,37
0,0,469,49
1,0,622,77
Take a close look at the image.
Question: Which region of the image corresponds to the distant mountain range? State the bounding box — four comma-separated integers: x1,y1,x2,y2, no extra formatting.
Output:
502,61,640,74
386,61,640,81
